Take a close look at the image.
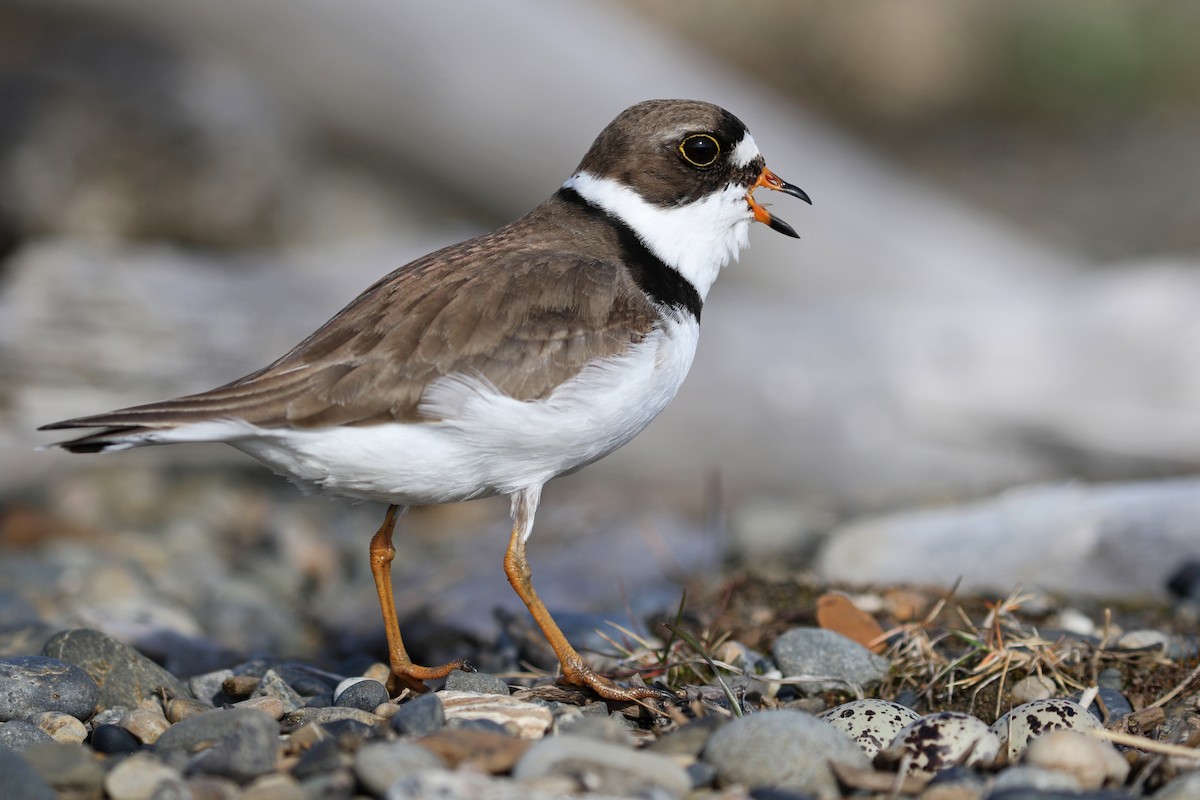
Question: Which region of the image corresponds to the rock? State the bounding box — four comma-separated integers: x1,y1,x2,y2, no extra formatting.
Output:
386,769,567,800
1155,768,1200,800
354,740,446,796
155,708,280,784
1009,675,1057,704
0,745,56,800
417,729,531,773
1117,629,1170,653
280,706,382,727
0,655,98,721
189,669,235,706
552,712,636,745
443,669,510,695
437,691,552,739
990,765,1083,793
18,741,106,794
391,693,445,737
42,629,191,710
701,709,869,800
820,698,921,757
1074,687,1133,723
333,678,388,712
1022,730,1128,790
89,723,140,754
250,669,303,713
991,699,1107,761
0,720,53,751
167,697,213,723
290,737,349,780
233,696,286,719
241,773,303,800
771,627,889,694
103,752,185,800
890,712,1000,778
30,711,87,744
514,734,690,797
120,708,171,745
646,715,726,756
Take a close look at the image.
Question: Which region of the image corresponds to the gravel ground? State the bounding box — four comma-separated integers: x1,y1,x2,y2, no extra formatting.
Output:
1,473,1198,799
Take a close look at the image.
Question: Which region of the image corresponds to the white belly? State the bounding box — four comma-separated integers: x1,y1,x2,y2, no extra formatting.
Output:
229,314,700,505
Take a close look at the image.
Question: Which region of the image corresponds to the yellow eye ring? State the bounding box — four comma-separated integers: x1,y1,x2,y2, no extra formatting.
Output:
679,134,721,167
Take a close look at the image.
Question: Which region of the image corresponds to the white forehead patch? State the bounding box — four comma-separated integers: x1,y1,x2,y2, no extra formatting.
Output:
731,133,761,168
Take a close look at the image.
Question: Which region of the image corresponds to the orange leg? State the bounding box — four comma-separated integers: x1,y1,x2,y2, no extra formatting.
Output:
503,487,661,702
370,504,467,694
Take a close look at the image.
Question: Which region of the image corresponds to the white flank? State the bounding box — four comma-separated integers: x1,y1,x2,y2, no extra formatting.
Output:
562,171,753,300
137,314,703,506
730,133,761,168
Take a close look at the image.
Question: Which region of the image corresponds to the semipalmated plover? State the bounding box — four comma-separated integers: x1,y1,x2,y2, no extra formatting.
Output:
42,99,809,700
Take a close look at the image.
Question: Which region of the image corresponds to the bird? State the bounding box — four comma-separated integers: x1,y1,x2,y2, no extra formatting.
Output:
40,99,809,701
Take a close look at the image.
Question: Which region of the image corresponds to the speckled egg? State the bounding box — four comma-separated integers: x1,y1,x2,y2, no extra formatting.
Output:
989,698,1105,761
820,699,921,757
890,711,1000,777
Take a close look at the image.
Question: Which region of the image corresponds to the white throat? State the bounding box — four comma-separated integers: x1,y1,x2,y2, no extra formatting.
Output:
562,171,754,300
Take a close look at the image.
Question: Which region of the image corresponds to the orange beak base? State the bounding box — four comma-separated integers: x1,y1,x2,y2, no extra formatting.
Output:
747,167,811,238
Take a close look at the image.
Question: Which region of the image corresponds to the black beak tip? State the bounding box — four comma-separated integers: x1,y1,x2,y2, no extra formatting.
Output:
784,182,812,205
768,216,801,238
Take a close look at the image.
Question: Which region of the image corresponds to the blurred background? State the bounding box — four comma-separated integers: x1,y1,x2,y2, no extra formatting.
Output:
1,0,1198,669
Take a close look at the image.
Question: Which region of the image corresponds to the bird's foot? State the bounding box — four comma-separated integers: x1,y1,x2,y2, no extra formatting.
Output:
559,661,672,704
386,658,471,696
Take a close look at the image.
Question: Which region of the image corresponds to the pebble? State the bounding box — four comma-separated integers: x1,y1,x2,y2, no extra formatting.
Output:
990,699,1106,761
702,709,870,800
443,669,510,695
155,708,279,783
166,697,212,722
89,723,140,754
991,765,1085,793
1155,768,1200,800
0,655,98,721
820,698,921,757
42,629,191,709
233,695,286,719
417,729,531,773
1022,730,1129,790
552,711,637,745
1009,674,1057,704
251,669,303,713
0,745,55,800
514,734,690,797
189,669,236,705
103,752,185,800
290,736,349,780
0,720,54,750
333,678,388,711
890,711,1000,778
1117,628,1170,653
120,707,172,744
1077,687,1133,723
18,741,106,794
281,706,382,727
391,692,446,737
353,740,446,796
437,690,553,739
30,710,87,743
241,773,303,800
646,715,726,756
771,627,889,694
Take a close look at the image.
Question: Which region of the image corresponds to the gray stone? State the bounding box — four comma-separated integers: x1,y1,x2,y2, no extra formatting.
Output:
251,669,303,714
280,706,382,727
991,765,1084,793
514,734,690,798
354,740,445,796
189,669,234,706
103,752,186,799
0,720,53,751
17,741,106,795
391,693,445,737
0,655,98,721
647,715,727,756
42,629,191,709
156,708,279,783
0,746,55,800
443,669,509,695
702,709,870,800
1155,769,1200,800
771,628,889,694
333,679,387,712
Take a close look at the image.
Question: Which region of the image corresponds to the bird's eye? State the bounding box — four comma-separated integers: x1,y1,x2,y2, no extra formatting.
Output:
678,134,721,167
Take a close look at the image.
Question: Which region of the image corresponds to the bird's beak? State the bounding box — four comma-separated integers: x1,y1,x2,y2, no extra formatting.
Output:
747,167,811,238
